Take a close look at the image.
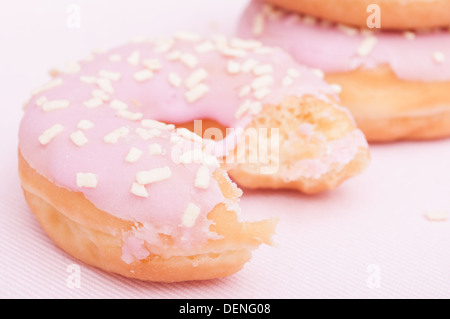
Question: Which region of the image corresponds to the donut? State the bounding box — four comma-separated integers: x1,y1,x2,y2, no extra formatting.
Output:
19,32,369,282
260,0,450,30
237,1,450,142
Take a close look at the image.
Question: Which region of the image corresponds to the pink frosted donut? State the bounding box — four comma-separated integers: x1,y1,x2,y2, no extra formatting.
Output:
237,1,450,142
18,32,369,281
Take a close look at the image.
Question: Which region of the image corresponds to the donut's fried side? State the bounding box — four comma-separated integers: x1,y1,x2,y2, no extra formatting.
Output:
326,66,450,142
18,151,277,282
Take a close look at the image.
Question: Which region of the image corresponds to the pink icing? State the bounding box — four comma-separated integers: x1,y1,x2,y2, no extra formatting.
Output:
237,0,450,82
19,33,365,262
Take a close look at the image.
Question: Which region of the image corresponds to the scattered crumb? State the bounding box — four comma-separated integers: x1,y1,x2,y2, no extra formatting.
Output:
425,211,448,222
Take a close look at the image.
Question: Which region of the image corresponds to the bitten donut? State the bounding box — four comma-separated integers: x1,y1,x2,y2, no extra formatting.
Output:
238,1,450,142
261,0,450,30
19,32,369,282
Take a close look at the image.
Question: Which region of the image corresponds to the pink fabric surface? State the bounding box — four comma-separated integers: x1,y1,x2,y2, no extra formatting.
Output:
1,0,449,298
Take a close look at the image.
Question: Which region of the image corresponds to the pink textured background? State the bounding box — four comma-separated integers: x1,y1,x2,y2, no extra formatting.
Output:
1,0,449,298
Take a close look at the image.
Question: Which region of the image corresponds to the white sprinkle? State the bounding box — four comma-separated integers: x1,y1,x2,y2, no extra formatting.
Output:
239,85,251,97
251,75,274,90
180,53,199,69
170,134,182,144
254,88,271,100
70,130,88,146
80,76,97,85
99,70,121,81
242,59,259,73
195,41,216,54
130,182,148,198
110,99,128,111
330,84,342,94
185,83,210,103
178,149,204,164
433,51,446,64
219,46,247,58
337,24,358,36
235,100,262,119
153,38,174,53
253,64,274,76
141,119,174,131
143,59,163,71
35,96,47,107
185,68,209,89
230,37,262,50
76,173,98,189
148,143,163,156
166,50,182,61
403,31,416,40
287,68,301,78
357,36,378,57
91,89,109,101
182,203,201,228
282,76,294,87
38,124,64,145
311,68,325,79
203,155,220,169
133,69,154,82
116,109,143,121
127,50,140,66
97,78,115,94
235,100,252,119
83,97,103,108
425,211,448,221
211,34,228,48
125,147,143,163
168,72,182,88
194,166,211,190
253,13,265,36
136,166,172,185
109,54,122,62
104,126,130,144
42,99,70,112
61,61,81,74
31,78,63,96
227,60,241,75
175,31,202,42
135,127,161,140
77,120,94,130
253,46,274,55
250,101,263,114
177,127,203,142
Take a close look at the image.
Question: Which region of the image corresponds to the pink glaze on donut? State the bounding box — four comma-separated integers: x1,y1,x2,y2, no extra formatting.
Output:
237,1,450,82
19,33,363,262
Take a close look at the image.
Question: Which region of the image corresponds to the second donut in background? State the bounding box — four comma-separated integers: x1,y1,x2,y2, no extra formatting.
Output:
237,0,450,142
